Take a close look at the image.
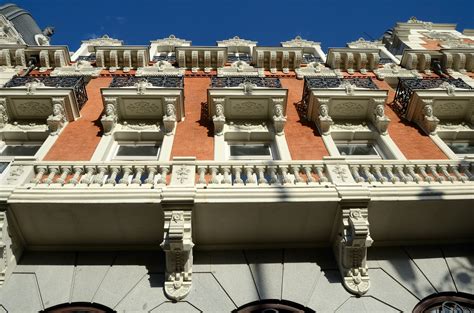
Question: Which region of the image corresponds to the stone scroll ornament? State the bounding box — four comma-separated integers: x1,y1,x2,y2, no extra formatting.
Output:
161,210,194,300
334,208,373,295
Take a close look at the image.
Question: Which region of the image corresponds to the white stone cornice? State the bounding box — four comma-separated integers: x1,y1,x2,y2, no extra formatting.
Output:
217,36,257,50
82,34,123,46
151,34,191,48
347,38,383,49
281,36,320,48
136,61,185,77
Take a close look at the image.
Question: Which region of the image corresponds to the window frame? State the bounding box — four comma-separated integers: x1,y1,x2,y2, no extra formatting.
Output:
111,141,161,161
334,140,385,160
443,140,474,158
226,141,276,161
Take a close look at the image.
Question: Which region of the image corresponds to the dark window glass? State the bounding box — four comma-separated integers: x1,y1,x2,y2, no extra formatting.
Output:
0,145,40,156
336,143,378,156
116,145,159,157
0,162,9,173
230,144,271,157
447,142,474,155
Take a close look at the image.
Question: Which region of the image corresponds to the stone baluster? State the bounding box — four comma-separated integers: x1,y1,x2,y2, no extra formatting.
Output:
383,165,400,183
119,166,132,185
256,166,268,185
350,165,365,183
405,165,421,183
93,166,108,185
209,166,220,184
144,166,158,184
233,166,244,185
56,166,71,185
221,166,232,184
131,166,144,185
68,166,84,185
31,166,47,184
395,165,411,183
291,165,304,184
267,166,279,184
106,166,120,185
373,165,388,183
304,166,316,183
280,166,292,184
361,165,376,183
460,164,474,181
80,166,96,185
244,166,256,184
428,165,444,183
43,166,59,184
417,165,432,183
197,166,207,184
157,166,170,185
315,165,328,183
439,165,455,183
450,165,467,182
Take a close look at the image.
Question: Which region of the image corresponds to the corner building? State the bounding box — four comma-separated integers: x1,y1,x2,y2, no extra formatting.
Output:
0,5,473,312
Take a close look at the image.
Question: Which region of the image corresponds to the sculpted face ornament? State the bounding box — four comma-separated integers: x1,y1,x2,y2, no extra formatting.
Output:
135,78,151,95
319,104,329,117
375,104,385,117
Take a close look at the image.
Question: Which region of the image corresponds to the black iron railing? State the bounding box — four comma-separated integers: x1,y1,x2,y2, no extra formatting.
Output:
152,55,177,63
302,54,323,64
109,76,184,88
4,76,89,109
77,54,96,62
379,57,393,64
296,77,379,119
392,78,472,117
211,77,281,88
227,54,252,63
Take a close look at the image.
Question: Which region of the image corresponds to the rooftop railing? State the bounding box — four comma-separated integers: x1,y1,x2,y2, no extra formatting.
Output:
210,77,282,88
109,76,184,88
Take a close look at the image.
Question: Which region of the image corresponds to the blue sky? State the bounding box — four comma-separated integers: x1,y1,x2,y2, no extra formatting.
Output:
10,0,474,52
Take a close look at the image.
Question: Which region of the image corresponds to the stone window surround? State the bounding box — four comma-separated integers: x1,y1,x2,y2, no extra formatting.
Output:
109,140,162,161
430,131,474,160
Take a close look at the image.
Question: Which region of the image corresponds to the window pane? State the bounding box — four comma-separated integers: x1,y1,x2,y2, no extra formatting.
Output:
337,144,378,156
447,142,474,155
116,145,159,157
0,162,9,173
230,144,271,157
0,145,40,156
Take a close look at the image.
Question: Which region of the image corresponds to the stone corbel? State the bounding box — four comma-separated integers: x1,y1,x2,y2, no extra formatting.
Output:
419,53,431,74
39,50,50,72
317,98,333,135
101,97,118,135
109,50,119,72
293,50,302,69
178,50,186,68
272,97,286,135
357,53,368,74
256,50,264,68
0,98,9,129
137,50,147,68
54,50,66,67
212,97,226,136
217,50,225,68
420,99,439,135
191,51,198,72
406,53,418,70
345,52,354,74
270,51,277,73
163,97,177,135
161,210,194,301
453,53,467,73
282,51,289,74
334,207,373,295
15,49,26,67
371,98,390,135
96,50,105,68
47,97,67,135
203,51,211,72
368,52,379,70
123,50,132,72
443,52,453,73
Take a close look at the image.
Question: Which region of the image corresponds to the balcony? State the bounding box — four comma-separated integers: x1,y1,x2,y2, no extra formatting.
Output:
392,78,474,135
211,77,282,88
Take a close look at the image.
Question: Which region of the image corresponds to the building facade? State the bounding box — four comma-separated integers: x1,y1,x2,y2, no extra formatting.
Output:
0,5,472,312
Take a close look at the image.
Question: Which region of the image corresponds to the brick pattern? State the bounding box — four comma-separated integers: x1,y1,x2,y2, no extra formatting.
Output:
280,78,329,160
43,77,112,161
170,77,214,160
373,80,448,159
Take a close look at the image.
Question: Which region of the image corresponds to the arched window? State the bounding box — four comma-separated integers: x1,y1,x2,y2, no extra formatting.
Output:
233,299,315,313
413,292,474,313
41,302,115,313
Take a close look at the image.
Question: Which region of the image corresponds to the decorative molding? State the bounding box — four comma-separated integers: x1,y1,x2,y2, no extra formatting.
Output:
0,15,25,45
347,38,382,49
151,34,191,48
82,34,123,46
50,60,102,77
217,61,264,77
136,61,185,77
231,101,265,115
334,207,373,295
226,121,268,132
122,121,160,131
161,210,194,301
281,36,320,48
217,36,257,48
374,63,422,80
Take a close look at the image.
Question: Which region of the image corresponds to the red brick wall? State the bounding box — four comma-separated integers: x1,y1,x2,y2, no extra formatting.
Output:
170,77,214,160
280,78,329,159
43,77,112,161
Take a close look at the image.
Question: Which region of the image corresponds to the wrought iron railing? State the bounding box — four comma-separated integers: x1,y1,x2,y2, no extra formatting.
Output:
210,77,281,88
392,78,472,117
4,76,89,109
109,76,184,88
77,54,96,62
152,55,177,63
378,57,393,64
302,54,323,64
227,54,252,63
297,77,379,118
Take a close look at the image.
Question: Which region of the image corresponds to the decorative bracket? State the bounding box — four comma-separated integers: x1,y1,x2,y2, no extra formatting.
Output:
163,97,177,135
272,97,286,135
212,97,226,136
334,207,373,295
316,98,333,135
101,97,118,135
420,99,439,135
371,98,390,135
161,210,194,301
47,97,67,135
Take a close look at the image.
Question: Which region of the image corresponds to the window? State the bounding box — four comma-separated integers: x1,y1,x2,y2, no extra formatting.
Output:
228,142,274,160
0,144,41,157
335,141,384,159
112,142,160,160
413,292,474,313
445,141,474,157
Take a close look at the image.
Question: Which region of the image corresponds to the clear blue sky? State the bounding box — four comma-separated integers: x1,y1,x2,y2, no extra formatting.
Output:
10,0,474,52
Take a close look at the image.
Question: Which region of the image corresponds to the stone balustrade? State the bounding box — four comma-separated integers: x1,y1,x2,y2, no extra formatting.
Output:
8,159,473,188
